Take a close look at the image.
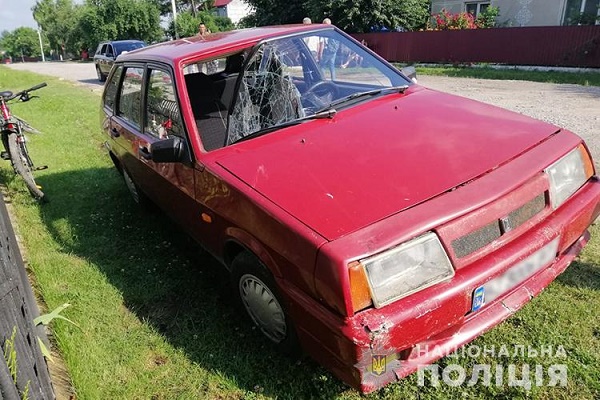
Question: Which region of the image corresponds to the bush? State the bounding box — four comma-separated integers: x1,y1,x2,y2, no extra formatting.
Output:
430,7,499,30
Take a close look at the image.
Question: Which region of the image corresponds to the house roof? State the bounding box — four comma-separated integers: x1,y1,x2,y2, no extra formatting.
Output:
214,0,232,7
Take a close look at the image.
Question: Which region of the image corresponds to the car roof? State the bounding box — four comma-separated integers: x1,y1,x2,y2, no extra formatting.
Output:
105,40,145,44
117,25,331,66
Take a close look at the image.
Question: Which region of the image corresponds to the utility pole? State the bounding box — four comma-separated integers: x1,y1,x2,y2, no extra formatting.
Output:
37,27,45,62
171,0,179,39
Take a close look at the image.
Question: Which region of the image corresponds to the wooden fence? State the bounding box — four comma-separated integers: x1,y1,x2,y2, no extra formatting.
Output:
353,25,600,68
0,194,54,400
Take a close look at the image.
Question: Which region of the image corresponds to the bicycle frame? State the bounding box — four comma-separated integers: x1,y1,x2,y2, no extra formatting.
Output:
0,82,47,201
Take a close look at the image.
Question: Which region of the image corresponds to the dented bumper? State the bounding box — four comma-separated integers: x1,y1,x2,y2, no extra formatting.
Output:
284,178,600,393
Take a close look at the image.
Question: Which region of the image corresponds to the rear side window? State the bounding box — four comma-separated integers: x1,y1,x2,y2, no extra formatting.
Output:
117,67,144,129
104,65,123,111
145,69,184,139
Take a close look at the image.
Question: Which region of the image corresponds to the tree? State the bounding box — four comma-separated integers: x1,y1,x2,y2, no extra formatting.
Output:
0,27,44,59
238,0,307,27
305,0,430,33
32,0,81,56
76,0,163,51
157,0,212,16
239,0,429,32
169,10,234,38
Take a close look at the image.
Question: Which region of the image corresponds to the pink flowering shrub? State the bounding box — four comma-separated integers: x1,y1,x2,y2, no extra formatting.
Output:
429,7,499,30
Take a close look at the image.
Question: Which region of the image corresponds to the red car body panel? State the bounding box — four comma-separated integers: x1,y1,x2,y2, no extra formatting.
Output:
216,85,559,240
102,26,600,394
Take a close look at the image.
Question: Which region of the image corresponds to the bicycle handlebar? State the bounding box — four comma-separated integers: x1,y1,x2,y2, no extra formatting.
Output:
28,82,47,92
7,82,47,101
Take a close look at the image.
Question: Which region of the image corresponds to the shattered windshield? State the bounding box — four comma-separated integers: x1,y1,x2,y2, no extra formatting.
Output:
183,28,411,151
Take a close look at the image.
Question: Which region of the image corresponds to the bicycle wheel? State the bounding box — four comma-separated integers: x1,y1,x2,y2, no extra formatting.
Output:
7,133,45,201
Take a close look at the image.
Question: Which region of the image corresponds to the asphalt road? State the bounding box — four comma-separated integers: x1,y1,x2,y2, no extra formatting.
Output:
6,61,600,162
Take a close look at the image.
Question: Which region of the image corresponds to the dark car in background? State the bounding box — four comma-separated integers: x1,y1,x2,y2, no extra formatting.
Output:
94,40,146,82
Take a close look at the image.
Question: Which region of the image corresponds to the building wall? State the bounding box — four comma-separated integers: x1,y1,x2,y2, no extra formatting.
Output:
431,0,569,27
226,0,254,25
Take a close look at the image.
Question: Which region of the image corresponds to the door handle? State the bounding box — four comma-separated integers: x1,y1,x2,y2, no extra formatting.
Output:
139,146,152,160
110,127,119,138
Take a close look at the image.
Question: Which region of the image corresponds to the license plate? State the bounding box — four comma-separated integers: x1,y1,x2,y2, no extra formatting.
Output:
472,237,559,312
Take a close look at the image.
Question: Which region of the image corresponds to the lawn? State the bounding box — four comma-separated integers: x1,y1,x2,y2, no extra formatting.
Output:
410,65,600,86
1,66,599,399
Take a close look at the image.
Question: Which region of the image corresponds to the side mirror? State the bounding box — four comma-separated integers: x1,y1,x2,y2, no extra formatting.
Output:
400,66,418,84
151,136,185,163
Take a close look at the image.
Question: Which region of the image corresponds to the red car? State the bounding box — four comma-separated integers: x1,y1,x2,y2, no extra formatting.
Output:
100,25,600,393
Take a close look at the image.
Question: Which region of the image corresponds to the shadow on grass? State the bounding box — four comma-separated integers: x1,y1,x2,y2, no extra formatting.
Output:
556,260,600,291
77,78,104,87
33,166,350,399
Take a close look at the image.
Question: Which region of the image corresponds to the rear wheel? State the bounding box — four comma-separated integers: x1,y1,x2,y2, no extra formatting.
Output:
7,133,45,201
96,66,106,82
122,168,151,208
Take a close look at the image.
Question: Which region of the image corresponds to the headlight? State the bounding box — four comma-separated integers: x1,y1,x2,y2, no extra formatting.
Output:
349,232,454,311
545,144,594,209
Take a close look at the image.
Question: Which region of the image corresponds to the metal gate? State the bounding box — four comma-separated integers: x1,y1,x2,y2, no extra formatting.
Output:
0,194,54,400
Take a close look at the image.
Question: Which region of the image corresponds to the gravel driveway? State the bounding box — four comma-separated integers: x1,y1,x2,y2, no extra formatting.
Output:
7,61,600,162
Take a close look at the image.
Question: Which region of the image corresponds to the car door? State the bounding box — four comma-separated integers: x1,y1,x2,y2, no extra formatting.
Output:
101,44,115,74
111,64,202,232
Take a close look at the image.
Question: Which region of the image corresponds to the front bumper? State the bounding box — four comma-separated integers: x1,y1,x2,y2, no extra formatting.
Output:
283,177,600,393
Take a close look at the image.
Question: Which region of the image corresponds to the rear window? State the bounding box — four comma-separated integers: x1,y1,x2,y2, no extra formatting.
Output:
113,42,145,56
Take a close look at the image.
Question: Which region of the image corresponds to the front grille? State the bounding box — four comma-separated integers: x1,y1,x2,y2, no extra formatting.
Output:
451,193,547,258
503,193,546,233
452,222,501,259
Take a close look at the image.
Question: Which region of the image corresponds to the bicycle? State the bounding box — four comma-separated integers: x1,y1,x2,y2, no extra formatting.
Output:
0,83,48,202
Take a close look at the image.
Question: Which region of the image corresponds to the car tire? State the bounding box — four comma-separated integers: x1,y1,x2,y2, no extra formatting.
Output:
96,66,106,82
122,168,151,209
231,251,299,355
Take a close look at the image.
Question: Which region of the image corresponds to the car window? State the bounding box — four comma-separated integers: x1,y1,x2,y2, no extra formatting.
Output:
334,42,392,87
228,41,305,144
225,30,408,145
113,42,145,56
96,44,105,55
117,66,144,128
145,69,183,139
104,65,123,111
106,45,114,57
183,57,227,75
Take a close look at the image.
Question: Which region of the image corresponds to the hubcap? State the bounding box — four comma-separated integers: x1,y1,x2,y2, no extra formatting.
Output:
239,274,286,343
123,171,140,203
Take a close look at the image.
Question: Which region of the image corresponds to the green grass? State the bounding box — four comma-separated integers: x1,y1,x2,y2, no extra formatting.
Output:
1,66,599,399
408,65,600,86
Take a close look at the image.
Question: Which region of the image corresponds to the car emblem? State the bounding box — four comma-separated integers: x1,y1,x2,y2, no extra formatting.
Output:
500,216,513,234
371,355,387,376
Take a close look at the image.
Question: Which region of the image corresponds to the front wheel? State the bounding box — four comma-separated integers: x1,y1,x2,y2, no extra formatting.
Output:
7,133,45,201
231,252,299,355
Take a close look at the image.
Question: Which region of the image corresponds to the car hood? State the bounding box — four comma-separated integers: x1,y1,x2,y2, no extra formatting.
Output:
216,87,559,241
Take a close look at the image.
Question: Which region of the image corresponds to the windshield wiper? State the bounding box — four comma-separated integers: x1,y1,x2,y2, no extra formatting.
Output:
231,108,337,144
318,85,409,112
